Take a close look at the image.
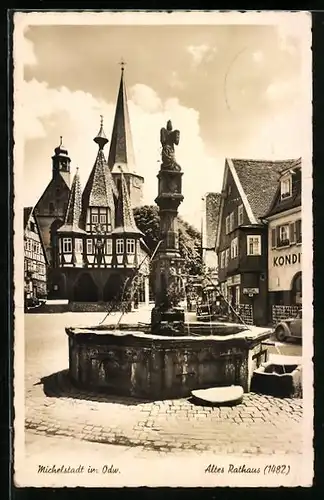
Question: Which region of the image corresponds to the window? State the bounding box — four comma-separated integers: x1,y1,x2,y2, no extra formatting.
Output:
280,176,292,199
91,213,98,224
229,212,235,232
86,239,93,254
235,286,240,306
62,238,72,253
75,239,83,253
230,237,239,259
277,224,290,247
126,239,135,254
116,239,124,254
225,216,230,234
30,221,35,233
220,251,225,268
225,248,230,267
99,213,106,224
238,204,244,226
247,235,261,256
106,239,112,254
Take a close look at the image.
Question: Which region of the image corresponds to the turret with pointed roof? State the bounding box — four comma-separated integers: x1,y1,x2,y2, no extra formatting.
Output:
58,168,86,234
81,117,118,229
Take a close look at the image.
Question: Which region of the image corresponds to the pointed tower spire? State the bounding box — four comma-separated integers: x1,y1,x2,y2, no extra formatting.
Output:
107,63,137,174
113,168,143,235
58,168,86,234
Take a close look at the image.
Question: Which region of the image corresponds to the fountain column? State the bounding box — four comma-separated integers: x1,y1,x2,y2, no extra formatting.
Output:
151,120,185,335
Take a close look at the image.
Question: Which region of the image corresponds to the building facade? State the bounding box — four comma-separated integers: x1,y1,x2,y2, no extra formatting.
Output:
24,207,48,300
263,160,302,324
34,67,149,306
216,158,299,326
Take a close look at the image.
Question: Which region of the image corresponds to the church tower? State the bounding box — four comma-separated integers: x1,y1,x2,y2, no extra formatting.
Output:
52,137,71,188
107,63,144,208
34,138,71,265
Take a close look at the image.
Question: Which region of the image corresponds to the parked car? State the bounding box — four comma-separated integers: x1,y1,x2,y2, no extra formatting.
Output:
274,309,302,342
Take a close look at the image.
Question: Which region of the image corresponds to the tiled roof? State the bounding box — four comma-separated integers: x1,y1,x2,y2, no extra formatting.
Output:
59,169,86,234
113,171,143,235
205,193,221,248
107,68,137,174
24,207,33,230
81,149,118,227
231,158,300,221
264,160,302,218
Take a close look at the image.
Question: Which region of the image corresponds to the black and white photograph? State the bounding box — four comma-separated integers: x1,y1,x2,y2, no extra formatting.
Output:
13,10,313,487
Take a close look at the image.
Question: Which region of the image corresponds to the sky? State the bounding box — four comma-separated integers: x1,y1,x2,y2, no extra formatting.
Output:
15,13,311,229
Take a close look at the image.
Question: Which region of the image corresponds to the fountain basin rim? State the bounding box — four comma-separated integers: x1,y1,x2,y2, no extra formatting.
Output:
66,325,272,344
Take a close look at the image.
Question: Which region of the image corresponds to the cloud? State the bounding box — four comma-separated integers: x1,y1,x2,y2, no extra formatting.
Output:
19,79,220,229
129,84,162,113
186,44,217,66
252,50,264,64
169,71,185,90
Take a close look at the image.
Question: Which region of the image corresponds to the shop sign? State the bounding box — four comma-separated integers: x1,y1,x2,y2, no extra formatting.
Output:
273,252,301,267
243,287,259,295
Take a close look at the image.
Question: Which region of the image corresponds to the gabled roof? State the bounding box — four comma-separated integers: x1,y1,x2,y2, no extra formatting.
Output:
112,170,143,236
107,67,137,174
204,192,221,249
216,157,300,250
24,207,33,230
230,158,298,222
58,169,86,234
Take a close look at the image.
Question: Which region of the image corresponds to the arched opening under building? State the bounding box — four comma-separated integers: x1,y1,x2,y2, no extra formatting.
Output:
73,273,98,302
291,272,302,306
103,274,126,302
48,272,67,299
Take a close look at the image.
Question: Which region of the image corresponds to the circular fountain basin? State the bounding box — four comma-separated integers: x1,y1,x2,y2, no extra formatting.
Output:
66,322,271,400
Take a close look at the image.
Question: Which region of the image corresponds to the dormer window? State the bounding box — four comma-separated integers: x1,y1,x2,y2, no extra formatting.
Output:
280,175,292,199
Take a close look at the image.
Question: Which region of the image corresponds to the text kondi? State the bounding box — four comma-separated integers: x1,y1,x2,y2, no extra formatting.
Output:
273,253,301,267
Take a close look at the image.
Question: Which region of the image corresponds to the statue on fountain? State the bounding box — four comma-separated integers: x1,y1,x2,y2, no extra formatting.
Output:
160,120,181,171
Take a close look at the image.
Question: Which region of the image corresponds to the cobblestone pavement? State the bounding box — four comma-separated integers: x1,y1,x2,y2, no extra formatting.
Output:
24,311,303,455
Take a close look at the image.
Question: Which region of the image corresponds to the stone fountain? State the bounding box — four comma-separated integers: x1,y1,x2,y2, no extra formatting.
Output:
66,120,271,400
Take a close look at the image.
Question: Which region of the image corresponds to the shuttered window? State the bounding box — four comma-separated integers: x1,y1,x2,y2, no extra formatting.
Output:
289,222,296,244
271,228,276,248
296,219,302,243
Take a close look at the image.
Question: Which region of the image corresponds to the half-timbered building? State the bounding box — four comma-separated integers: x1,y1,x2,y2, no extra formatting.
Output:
24,207,48,301
45,67,150,305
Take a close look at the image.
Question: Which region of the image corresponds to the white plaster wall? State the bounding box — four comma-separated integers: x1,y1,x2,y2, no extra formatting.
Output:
268,209,302,292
